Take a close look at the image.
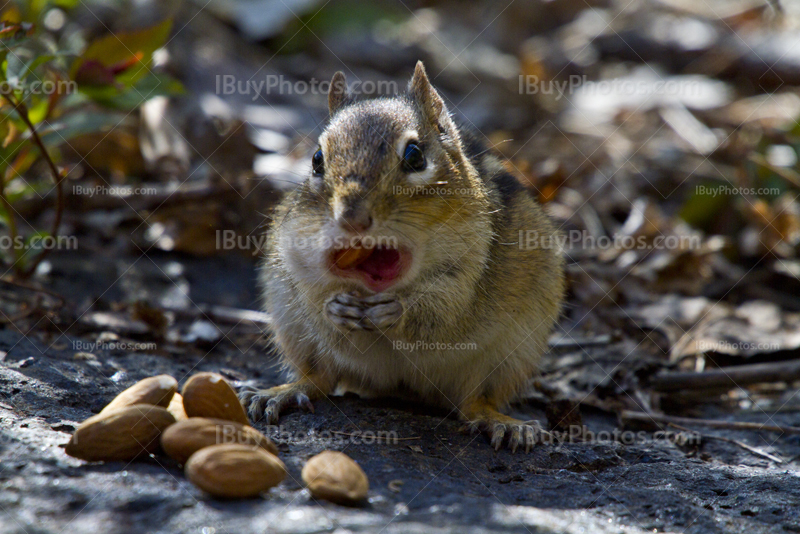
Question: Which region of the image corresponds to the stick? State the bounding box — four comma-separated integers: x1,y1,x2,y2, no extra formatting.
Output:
621,410,800,434
667,422,784,464
650,359,800,392
164,304,272,328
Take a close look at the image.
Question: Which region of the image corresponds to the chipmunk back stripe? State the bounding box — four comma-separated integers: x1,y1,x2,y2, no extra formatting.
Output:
459,126,527,209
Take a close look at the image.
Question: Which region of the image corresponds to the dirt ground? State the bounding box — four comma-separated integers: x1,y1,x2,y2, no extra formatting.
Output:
1,250,799,534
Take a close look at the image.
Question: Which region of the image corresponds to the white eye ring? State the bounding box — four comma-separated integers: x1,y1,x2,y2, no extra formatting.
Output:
395,130,436,185
395,130,419,159
406,161,436,186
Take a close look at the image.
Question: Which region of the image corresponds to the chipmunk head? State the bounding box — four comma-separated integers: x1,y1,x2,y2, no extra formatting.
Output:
278,62,489,294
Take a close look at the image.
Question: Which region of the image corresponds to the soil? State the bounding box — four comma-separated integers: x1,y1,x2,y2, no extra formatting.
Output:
2,251,799,534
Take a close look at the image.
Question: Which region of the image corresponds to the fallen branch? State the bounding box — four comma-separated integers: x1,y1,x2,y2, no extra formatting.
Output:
621,410,800,435
650,359,800,392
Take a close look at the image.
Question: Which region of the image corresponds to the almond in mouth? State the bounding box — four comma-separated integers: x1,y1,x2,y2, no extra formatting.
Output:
332,247,373,269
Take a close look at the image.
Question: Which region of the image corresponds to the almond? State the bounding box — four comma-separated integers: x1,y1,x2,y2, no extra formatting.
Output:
333,247,372,269
99,375,177,415
65,404,176,462
181,372,249,425
167,392,188,421
161,417,278,464
301,450,368,505
185,444,286,498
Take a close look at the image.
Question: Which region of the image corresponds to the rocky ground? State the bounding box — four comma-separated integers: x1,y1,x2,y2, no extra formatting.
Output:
1,251,799,534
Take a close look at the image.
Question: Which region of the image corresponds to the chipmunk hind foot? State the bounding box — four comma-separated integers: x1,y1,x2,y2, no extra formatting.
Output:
461,396,549,453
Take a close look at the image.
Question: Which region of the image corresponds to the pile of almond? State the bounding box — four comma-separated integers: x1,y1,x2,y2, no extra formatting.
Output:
65,372,370,504
65,372,285,498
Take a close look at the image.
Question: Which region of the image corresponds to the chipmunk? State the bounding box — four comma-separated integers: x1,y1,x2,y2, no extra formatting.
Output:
239,62,565,452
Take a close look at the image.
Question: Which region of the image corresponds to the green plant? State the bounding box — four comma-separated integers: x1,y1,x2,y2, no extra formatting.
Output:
0,1,181,277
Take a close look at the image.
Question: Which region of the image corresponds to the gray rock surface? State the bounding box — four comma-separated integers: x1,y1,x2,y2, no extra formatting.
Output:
2,324,799,534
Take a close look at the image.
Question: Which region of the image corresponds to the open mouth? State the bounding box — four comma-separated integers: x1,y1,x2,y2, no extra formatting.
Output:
328,245,408,292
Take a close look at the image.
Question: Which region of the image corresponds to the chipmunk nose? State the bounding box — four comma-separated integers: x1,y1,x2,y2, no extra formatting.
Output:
337,205,373,233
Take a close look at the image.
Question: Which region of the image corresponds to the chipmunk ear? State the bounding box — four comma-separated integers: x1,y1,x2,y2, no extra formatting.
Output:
409,61,448,129
328,71,350,116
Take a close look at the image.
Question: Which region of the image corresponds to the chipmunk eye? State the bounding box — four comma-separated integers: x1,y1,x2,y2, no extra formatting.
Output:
312,149,324,176
402,142,426,172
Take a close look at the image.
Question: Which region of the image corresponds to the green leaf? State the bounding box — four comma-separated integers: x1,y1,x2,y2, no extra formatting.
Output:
19,53,55,82
0,200,8,227
80,72,183,110
679,181,731,231
0,50,8,81
3,173,49,203
0,20,34,50
36,108,130,147
71,19,172,87
54,0,81,9
24,96,49,124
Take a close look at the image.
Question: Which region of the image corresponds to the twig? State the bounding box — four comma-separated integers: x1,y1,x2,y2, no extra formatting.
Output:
0,278,65,307
667,422,784,464
330,430,421,441
548,333,612,348
650,360,800,392
163,304,272,328
1,93,65,278
0,301,40,324
748,152,800,189
621,410,800,434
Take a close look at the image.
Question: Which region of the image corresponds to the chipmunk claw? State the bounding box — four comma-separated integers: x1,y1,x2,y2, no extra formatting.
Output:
490,423,506,451
240,382,317,424
462,398,548,453
487,420,545,453
237,384,258,405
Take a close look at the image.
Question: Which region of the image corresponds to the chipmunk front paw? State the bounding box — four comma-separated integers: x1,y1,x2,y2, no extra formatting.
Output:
325,291,404,332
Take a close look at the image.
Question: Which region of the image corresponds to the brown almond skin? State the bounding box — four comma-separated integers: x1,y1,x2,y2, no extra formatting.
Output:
167,393,188,421
301,450,369,505
185,444,286,498
161,417,278,464
66,404,176,462
100,375,177,415
181,372,249,425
